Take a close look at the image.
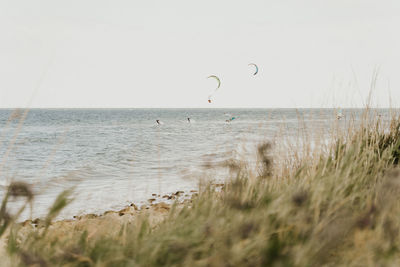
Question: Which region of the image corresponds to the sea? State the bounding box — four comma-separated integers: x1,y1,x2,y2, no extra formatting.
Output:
0,108,390,220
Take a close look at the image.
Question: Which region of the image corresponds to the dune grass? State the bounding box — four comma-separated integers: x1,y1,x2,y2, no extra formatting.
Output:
2,108,400,266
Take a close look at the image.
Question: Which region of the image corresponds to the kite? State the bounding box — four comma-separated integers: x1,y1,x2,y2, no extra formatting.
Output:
248,63,259,75
207,75,221,103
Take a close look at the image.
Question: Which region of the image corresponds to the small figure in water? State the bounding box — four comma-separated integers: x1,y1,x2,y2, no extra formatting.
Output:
226,117,236,123
208,99,212,103
336,109,344,120
156,119,160,125
187,118,191,123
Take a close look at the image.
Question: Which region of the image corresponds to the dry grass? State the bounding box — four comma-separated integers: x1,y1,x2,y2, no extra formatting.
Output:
2,108,400,266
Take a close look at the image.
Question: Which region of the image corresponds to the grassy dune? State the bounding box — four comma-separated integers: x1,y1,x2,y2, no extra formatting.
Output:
2,108,400,266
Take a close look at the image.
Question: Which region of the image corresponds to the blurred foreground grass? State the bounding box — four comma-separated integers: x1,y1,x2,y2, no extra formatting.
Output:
2,109,400,266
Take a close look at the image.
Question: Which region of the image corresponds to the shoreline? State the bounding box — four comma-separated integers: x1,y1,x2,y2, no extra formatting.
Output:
0,189,202,259
19,188,200,230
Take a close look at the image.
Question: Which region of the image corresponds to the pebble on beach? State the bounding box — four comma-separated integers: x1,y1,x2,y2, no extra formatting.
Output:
118,206,137,216
175,191,184,196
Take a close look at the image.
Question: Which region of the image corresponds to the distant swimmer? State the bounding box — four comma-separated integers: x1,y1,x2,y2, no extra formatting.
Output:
187,118,191,123
156,119,161,125
208,99,212,103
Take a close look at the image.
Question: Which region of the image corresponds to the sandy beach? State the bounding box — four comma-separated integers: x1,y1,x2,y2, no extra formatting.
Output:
0,189,199,265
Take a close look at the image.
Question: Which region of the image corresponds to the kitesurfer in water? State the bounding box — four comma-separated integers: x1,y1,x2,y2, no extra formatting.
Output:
226,117,236,123
336,109,344,120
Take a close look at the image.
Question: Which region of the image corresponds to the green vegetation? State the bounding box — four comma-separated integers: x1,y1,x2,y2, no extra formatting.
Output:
3,109,400,266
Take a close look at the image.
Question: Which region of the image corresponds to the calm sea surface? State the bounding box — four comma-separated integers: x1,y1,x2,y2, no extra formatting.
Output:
0,108,389,219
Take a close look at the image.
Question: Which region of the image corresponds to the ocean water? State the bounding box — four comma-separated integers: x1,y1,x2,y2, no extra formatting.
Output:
0,108,388,219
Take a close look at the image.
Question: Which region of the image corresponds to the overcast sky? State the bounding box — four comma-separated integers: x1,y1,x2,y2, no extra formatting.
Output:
0,0,398,108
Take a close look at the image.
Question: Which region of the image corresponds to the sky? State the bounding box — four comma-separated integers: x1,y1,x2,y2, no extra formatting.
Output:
0,0,399,108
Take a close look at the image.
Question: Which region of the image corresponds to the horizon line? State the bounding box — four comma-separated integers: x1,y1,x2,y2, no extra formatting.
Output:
0,106,397,110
